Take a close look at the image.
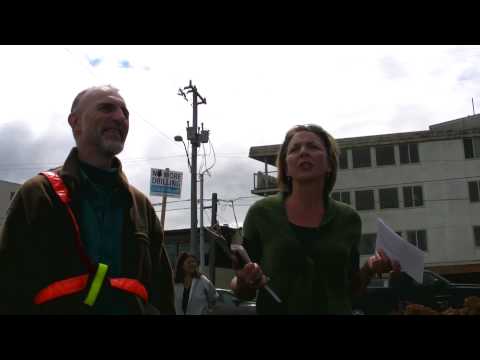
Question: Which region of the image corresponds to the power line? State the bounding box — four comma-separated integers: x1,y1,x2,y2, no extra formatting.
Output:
199,143,207,174
151,198,212,206
203,139,217,174
219,195,260,202
155,207,191,213
152,199,190,206
232,204,239,228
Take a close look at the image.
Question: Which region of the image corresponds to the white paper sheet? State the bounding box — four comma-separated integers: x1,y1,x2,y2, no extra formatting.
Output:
375,218,425,284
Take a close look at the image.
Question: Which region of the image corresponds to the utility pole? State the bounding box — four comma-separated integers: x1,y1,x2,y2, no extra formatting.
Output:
177,80,208,260
160,168,169,229
199,172,205,272
208,193,218,284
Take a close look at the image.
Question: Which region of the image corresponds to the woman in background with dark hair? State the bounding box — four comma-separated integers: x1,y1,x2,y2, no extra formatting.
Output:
174,252,218,315
230,124,400,314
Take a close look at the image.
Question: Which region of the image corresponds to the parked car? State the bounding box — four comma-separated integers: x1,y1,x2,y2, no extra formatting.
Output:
209,288,256,315
352,270,480,315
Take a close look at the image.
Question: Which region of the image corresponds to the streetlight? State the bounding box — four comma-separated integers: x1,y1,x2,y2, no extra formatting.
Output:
174,135,191,171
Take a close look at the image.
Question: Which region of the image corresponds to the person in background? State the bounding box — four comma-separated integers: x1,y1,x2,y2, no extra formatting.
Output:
0,85,175,314
174,252,218,315
230,124,400,314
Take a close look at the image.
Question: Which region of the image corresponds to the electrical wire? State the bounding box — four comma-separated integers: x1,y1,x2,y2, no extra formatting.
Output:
230,200,239,228
155,207,191,213
199,143,207,174
204,139,217,174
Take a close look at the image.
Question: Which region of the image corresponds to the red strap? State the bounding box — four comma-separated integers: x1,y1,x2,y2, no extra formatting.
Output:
40,171,95,274
42,171,71,204
34,275,89,305
34,276,148,305
109,278,148,303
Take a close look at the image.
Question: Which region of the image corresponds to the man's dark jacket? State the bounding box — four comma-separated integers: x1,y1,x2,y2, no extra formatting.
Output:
0,148,175,314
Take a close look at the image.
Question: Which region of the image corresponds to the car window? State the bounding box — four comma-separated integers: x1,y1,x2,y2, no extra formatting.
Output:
369,278,389,288
219,291,238,306
422,271,448,287
422,272,436,286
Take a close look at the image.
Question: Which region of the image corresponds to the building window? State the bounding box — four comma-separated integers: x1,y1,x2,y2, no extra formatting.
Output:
403,186,424,207
468,181,480,202
375,145,395,166
464,137,480,159
379,188,399,209
339,149,348,170
352,147,371,168
407,230,427,251
399,143,419,164
474,226,480,247
355,190,375,211
332,191,351,205
359,233,376,255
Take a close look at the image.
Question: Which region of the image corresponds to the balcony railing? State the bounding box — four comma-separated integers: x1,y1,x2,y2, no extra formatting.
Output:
252,171,278,196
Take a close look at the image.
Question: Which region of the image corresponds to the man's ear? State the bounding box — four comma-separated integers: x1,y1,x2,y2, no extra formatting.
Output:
68,113,81,135
68,113,77,128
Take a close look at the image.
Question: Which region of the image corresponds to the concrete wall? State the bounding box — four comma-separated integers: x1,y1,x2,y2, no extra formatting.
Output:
0,180,21,232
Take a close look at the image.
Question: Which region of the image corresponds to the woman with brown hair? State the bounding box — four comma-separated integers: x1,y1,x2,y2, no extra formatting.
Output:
174,252,218,315
230,124,399,314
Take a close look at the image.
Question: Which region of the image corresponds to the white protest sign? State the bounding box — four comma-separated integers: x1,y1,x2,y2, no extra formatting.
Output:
150,168,183,198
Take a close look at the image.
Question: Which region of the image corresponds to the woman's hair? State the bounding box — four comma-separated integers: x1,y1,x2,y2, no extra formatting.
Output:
174,252,201,283
276,124,339,197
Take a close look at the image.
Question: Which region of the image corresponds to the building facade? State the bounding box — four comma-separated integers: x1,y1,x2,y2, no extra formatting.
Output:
248,115,480,282
0,180,21,232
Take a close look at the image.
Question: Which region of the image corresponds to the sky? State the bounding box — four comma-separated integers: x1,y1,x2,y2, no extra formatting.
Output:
1,45,480,230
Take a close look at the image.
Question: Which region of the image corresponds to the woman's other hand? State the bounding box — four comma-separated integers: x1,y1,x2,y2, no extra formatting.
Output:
367,248,401,275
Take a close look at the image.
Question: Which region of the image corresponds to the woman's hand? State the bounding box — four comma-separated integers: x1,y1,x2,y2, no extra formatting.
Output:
367,248,401,275
231,262,269,300
237,262,269,289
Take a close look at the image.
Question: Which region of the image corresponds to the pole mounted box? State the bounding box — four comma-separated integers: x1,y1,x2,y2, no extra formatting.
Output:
186,126,197,142
199,129,210,143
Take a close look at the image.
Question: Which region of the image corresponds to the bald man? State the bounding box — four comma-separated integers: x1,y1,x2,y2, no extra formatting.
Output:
0,85,175,315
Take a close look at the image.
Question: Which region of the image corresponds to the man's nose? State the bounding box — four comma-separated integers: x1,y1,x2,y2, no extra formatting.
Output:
112,107,128,123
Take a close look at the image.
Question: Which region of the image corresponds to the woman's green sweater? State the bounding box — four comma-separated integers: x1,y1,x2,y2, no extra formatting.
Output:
242,192,362,314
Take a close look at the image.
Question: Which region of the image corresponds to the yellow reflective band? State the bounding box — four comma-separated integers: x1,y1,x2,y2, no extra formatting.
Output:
83,263,108,307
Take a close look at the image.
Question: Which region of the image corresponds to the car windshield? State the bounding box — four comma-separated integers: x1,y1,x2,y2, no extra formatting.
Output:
217,289,256,304
422,271,449,286
368,278,389,288
219,290,239,306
